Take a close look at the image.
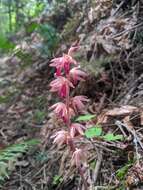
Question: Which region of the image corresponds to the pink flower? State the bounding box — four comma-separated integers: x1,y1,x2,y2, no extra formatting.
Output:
68,46,79,56
49,76,74,97
70,96,89,112
71,148,87,167
70,123,85,138
50,102,75,122
51,130,70,146
69,67,87,84
50,54,77,75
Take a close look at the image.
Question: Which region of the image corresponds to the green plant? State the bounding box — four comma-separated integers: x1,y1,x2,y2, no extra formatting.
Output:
25,22,39,34
38,24,59,57
14,48,33,69
84,124,123,141
0,139,39,185
33,110,46,124
33,96,47,110
34,151,49,164
52,175,63,185
85,125,102,138
76,114,96,122
62,14,81,41
89,160,96,170
0,89,20,104
0,35,15,53
103,133,123,141
116,163,132,180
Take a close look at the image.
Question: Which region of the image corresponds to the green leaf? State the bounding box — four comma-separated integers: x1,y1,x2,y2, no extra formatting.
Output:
33,110,46,124
103,134,123,141
76,114,96,122
0,95,10,104
0,162,8,177
0,35,15,52
26,22,39,34
89,160,96,170
85,126,102,138
0,139,40,185
116,164,132,180
52,175,63,185
25,139,40,146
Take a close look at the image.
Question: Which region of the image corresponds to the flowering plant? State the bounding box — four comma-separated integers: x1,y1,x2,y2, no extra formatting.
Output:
49,46,89,189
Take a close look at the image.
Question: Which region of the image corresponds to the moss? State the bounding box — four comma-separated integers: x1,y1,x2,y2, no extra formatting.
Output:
75,52,114,76
61,13,82,41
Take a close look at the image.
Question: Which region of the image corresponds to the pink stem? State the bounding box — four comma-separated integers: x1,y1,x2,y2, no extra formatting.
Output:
66,73,71,129
78,167,88,190
65,73,88,189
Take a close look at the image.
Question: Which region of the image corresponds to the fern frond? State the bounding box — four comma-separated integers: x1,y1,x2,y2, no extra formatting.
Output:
0,139,40,185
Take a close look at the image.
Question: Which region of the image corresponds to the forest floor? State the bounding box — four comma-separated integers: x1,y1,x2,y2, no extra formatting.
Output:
0,0,143,190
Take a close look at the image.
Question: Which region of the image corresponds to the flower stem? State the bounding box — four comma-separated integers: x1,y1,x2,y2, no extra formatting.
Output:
66,74,88,190
66,74,71,129
78,166,88,190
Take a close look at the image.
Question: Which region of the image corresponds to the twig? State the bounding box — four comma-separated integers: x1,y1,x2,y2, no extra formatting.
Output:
112,0,126,16
109,62,116,100
110,23,143,38
93,149,102,184
115,120,127,138
115,120,143,150
94,185,118,190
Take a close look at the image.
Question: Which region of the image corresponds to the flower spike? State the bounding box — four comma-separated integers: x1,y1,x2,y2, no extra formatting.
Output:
49,46,88,189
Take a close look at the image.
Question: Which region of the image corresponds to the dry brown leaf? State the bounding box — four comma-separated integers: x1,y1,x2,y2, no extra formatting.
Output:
123,116,134,130
97,112,108,124
126,162,143,187
106,105,138,117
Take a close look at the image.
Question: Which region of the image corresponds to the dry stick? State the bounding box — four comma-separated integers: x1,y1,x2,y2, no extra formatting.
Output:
78,167,88,190
115,120,127,138
109,62,116,100
112,0,139,16
110,22,143,38
115,120,143,150
83,140,115,153
93,140,124,150
116,120,143,163
89,140,103,183
91,143,115,153
112,0,126,16
93,150,102,184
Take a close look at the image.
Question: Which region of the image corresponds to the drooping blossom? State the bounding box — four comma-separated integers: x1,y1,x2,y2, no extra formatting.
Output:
51,130,70,146
71,148,87,167
50,54,77,75
68,46,79,56
70,96,89,112
69,67,87,84
50,102,75,122
49,76,74,97
70,123,85,138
